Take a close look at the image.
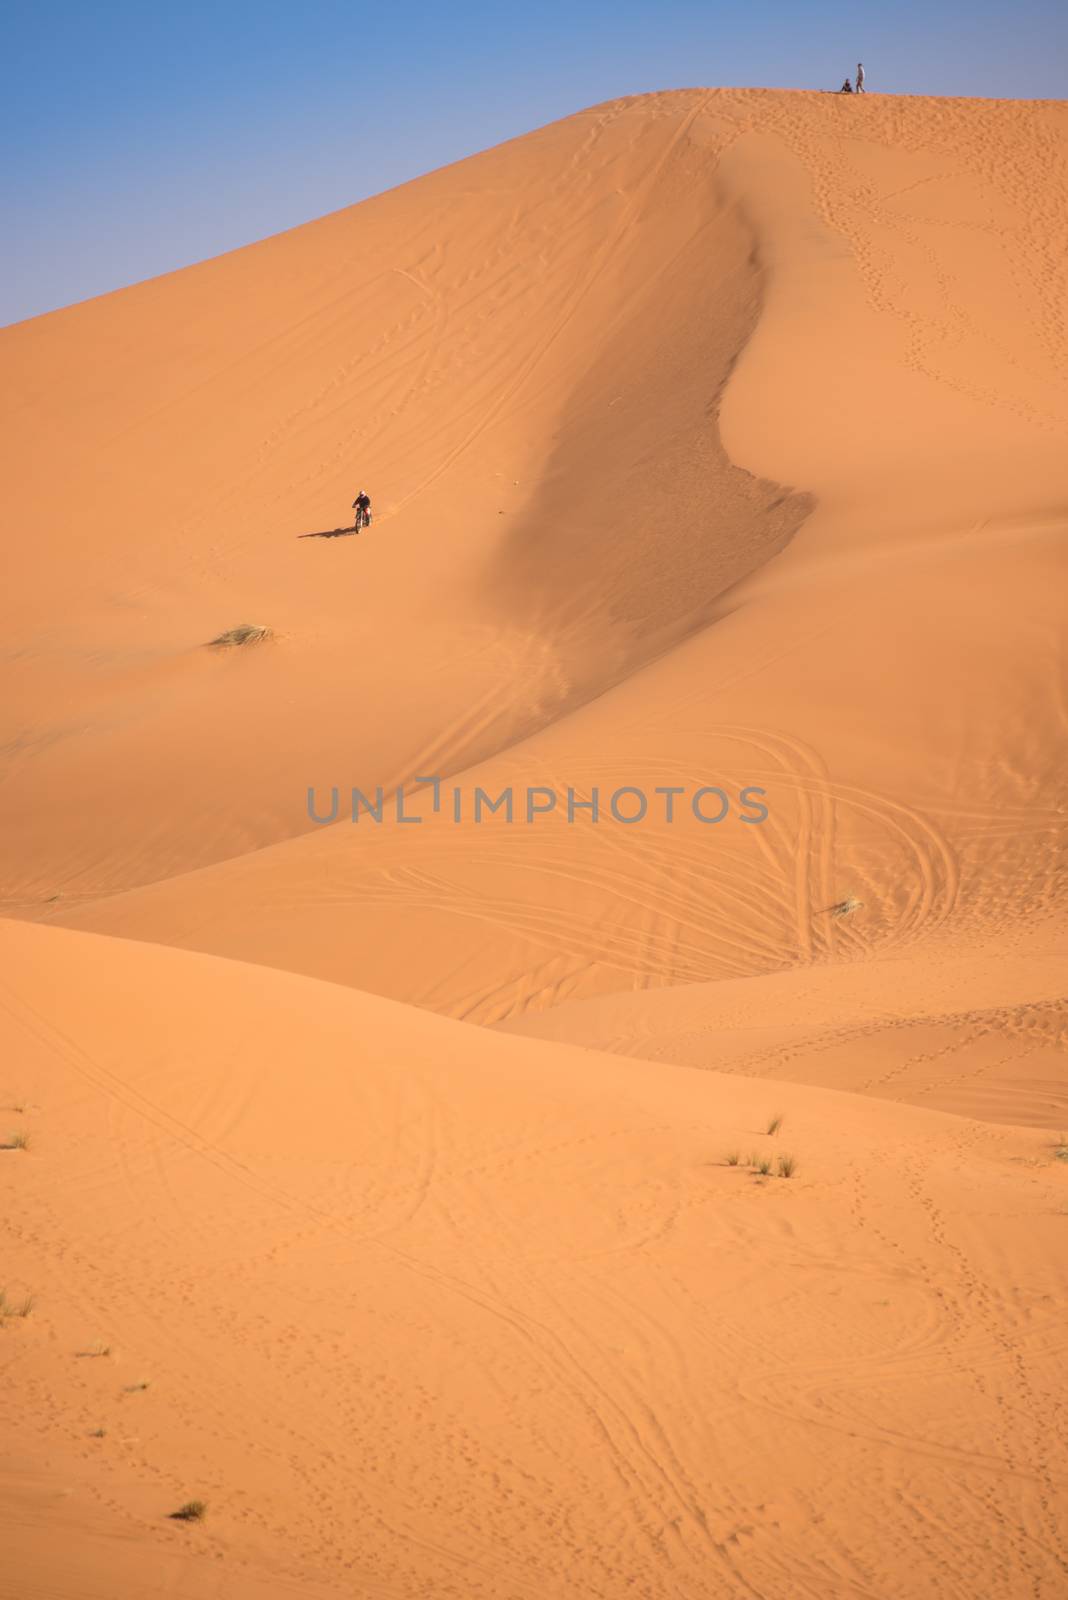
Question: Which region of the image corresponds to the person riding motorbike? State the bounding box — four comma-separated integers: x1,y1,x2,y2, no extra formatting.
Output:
352,491,372,530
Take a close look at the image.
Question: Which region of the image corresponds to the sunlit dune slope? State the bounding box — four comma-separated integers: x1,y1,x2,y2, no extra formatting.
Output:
47,89,1068,1024
1,92,810,910
2,917,1067,1600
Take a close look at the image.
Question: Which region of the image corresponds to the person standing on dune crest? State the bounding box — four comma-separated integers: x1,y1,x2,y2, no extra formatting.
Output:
856,62,865,92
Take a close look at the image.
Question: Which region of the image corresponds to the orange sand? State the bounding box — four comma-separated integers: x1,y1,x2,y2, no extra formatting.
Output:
2,89,1067,1598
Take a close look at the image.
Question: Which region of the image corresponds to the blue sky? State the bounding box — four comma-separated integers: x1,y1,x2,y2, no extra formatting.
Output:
3,0,1066,326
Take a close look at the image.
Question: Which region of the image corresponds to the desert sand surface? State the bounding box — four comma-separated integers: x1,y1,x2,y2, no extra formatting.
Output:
3,86,1068,1598
3,918,1067,1600
500,936,1068,1127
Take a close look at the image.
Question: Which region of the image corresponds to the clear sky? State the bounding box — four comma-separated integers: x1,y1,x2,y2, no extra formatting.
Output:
4,0,1066,327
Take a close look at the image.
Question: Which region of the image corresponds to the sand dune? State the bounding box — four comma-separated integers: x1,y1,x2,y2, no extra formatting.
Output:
29,90,1066,1026
2,92,811,912
3,85,1067,1599
3,918,1067,1599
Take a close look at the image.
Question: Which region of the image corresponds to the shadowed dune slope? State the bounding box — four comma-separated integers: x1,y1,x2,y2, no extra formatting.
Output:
2,917,1067,1600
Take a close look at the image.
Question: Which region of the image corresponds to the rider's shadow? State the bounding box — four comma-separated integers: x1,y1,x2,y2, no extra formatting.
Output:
297,525,358,539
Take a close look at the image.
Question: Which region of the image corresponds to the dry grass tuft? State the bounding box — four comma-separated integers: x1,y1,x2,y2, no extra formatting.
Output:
765,1114,782,1137
0,1289,34,1319
777,1154,797,1178
726,1150,740,1166
823,896,863,918
2,1130,30,1151
170,1500,207,1522
206,623,272,649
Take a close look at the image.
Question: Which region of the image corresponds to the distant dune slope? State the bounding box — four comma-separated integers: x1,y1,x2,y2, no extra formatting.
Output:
498,936,1068,1127
2,917,1067,1599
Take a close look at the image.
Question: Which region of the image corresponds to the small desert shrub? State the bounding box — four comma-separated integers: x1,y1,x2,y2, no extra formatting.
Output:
78,1341,111,1358
756,1159,772,1177
89,1427,107,1439
726,1150,740,1166
777,1154,797,1178
765,1115,782,1137
123,1380,151,1393
206,623,271,648
3,1130,30,1150
170,1500,206,1522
